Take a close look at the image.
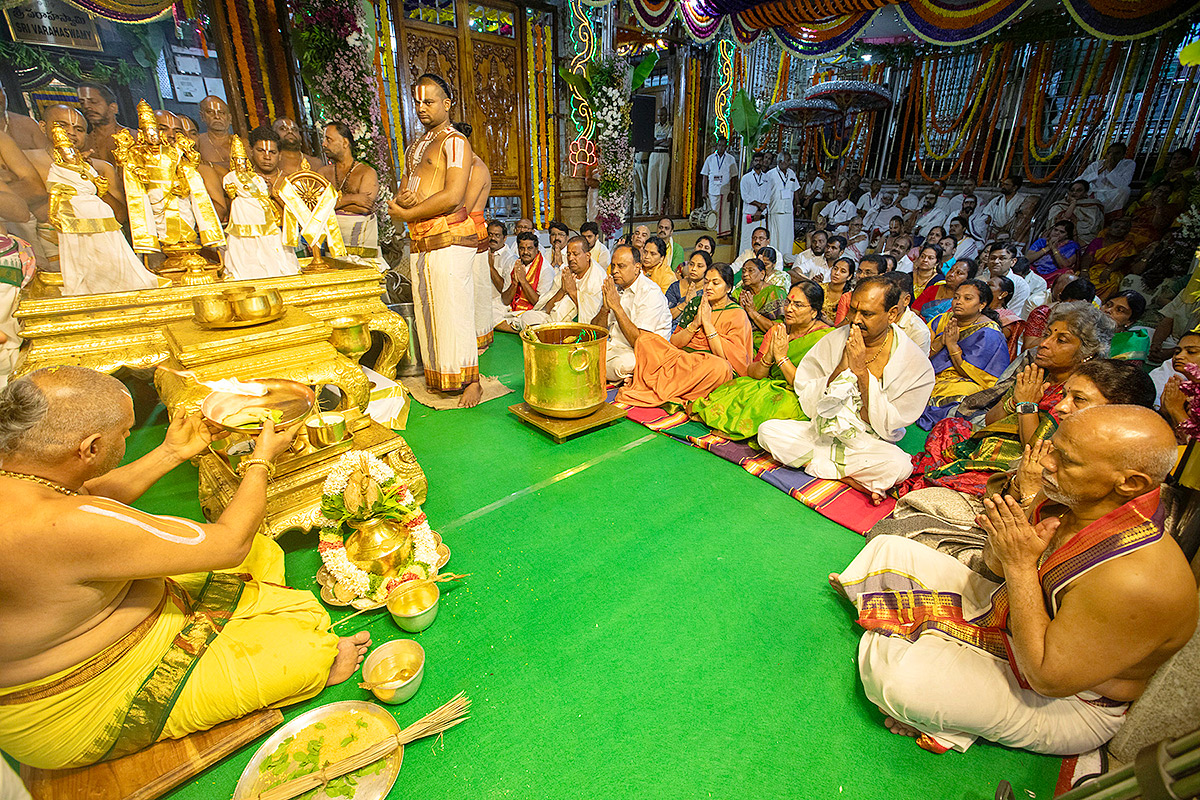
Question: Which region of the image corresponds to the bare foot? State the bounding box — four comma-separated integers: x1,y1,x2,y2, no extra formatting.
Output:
622,375,633,387
458,381,483,408
843,477,886,506
325,631,372,686
828,572,848,600
879,708,921,739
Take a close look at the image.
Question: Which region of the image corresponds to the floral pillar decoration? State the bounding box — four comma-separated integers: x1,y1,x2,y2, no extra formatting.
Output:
566,0,598,178
589,59,635,237
526,9,557,227
290,0,393,232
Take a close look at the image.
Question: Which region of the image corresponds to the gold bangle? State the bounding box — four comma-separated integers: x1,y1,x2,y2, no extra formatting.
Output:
236,458,276,480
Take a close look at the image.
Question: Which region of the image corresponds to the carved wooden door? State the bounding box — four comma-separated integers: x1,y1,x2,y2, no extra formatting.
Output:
392,0,529,211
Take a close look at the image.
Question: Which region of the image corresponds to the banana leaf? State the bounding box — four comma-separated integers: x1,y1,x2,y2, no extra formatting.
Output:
557,67,592,99
631,52,659,92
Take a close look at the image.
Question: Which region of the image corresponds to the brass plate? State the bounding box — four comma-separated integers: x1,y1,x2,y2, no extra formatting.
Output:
200,378,316,435
198,309,286,329
509,401,627,443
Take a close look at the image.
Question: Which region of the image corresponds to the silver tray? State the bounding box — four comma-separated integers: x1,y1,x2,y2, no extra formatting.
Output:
232,700,402,800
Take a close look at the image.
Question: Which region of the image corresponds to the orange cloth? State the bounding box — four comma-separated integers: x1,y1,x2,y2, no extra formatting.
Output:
616,305,753,407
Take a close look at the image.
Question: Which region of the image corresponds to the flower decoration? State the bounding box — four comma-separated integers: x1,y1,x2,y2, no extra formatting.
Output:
311,451,440,608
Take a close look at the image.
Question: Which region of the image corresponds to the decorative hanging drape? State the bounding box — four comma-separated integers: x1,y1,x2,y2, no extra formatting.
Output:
217,0,294,127
61,0,173,23
1062,0,1200,41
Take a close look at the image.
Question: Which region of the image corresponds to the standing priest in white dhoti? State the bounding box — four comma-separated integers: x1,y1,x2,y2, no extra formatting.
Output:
319,121,386,272
44,123,156,296
766,151,800,264
758,276,934,501
738,152,770,256
222,137,299,280
700,140,737,238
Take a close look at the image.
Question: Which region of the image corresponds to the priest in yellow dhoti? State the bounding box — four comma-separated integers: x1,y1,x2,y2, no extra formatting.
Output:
222,138,300,280
0,367,371,770
45,122,157,296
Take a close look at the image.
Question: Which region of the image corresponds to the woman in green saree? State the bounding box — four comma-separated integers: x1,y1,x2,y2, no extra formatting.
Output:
735,257,788,350
690,280,832,440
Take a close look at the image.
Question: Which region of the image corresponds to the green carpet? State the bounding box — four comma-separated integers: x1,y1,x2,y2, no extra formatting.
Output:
114,332,1058,799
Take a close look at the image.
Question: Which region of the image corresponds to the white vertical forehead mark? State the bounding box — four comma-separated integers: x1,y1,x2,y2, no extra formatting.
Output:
446,136,464,169
416,84,428,102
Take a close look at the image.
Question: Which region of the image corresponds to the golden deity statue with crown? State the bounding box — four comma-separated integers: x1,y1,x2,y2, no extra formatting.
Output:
113,100,225,281
46,121,157,296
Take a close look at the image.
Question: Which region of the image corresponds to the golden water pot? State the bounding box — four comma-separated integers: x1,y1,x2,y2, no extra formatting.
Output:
262,288,284,316
232,293,273,321
522,324,609,419
330,315,371,360
343,516,413,578
192,293,233,324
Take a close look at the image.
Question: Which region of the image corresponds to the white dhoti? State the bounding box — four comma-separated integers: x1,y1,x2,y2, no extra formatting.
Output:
758,417,914,493
768,211,794,264
839,536,1128,754
0,283,21,388
48,165,157,297
411,244,478,391
473,249,495,351
648,152,669,216
634,161,649,216
336,213,388,272
606,340,636,382
708,188,730,237
223,175,300,281
586,187,598,222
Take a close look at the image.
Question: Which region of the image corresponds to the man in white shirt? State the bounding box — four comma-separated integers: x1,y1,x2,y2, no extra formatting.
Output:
800,166,825,216
857,179,884,215
884,271,931,353
519,235,605,327
910,193,944,237
732,226,770,273
739,151,770,255
895,179,920,213
486,220,517,326
700,139,738,238
943,178,979,221
648,108,672,216
864,190,903,240
766,151,800,264
545,220,571,273
957,195,989,241
1078,142,1136,213
928,179,951,213
824,185,858,231
946,216,980,261
758,277,935,501
981,175,1035,242
987,241,1030,317
791,229,830,283
580,220,610,269
889,234,915,273
594,244,672,382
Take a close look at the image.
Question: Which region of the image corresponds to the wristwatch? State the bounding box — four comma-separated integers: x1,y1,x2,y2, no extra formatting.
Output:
1015,402,1039,415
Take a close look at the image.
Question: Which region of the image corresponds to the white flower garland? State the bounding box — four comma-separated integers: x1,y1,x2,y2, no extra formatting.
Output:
315,451,440,607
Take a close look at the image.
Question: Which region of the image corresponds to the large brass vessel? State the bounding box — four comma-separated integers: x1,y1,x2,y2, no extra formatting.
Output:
521,324,608,419
344,516,413,578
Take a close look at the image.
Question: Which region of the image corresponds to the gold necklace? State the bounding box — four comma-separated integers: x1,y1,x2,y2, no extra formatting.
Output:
0,469,78,496
863,329,892,366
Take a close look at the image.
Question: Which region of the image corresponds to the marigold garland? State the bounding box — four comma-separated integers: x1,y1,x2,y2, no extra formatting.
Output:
919,45,999,160
1127,40,1169,153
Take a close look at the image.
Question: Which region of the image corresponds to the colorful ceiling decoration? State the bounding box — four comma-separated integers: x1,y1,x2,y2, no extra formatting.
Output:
593,0,1200,55
61,0,174,22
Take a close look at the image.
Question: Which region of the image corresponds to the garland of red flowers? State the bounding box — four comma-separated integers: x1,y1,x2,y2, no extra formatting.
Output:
1127,40,1169,153
925,46,995,137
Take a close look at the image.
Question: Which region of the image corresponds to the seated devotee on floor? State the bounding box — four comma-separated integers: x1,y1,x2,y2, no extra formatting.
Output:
939,237,959,271
987,275,1024,359
799,166,825,216
865,192,904,244
868,213,904,255
911,194,944,239
0,367,372,770
1126,184,1184,249
821,256,856,325
756,246,788,292
581,221,610,269
495,231,555,333
824,185,858,231
1141,147,1194,207
982,175,1035,243
896,179,921,215
835,405,1196,756
857,178,884,216
546,220,570,272
1025,220,1079,283
888,234,914,273
919,279,1011,430
1102,290,1149,360
844,216,869,260
1158,329,1200,438
856,253,886,281
639,235,677,293
690,281,833,440
1077,141,1136,214
655,217,685,271
946,217,981,262
907,244,945,317
915,258,977,324
1080,216,1136,300
792,229,830,283
484,220,514,325
666,250,708,327
732,226,770,274
616,261,752,407
870,359,1157,574
1048,179,1105,244
884,272,932,354
735,257,786,350
693,234,716,256
1150,284,1200,363
506,235,603,329
758,277,936,501
1023,277,1095,351
901,301,1114,497
593,244,672,383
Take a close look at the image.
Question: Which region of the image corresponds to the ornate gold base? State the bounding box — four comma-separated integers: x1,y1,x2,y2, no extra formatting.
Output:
509,401,627,443
160,242,220,286
197,418,427,539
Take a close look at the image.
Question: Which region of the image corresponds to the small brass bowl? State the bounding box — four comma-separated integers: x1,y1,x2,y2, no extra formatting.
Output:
222,286,254,301
361,640,424,705
232,293,273,321
305,412,347,447
193,293,233,324
329,315,371,360
387,581,439,633
261,288,284,316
